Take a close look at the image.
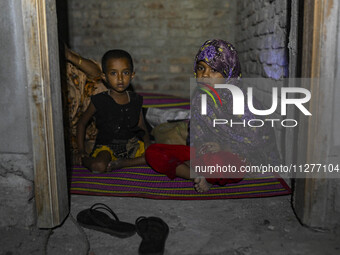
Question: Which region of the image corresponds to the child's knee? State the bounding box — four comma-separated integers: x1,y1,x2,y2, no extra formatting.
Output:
90,160,108,173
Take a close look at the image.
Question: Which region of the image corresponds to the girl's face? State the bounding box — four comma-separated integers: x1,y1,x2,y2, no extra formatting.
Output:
102,58,135,93
195,61,224,79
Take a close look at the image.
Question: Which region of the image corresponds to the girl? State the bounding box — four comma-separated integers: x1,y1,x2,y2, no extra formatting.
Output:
76,49,150,173
145,39,280,192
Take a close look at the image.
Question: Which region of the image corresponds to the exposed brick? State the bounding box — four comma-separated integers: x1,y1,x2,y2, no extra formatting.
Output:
268,4,276,19
173,76,191,82
275,0,287,14
263,36,274,49
169,65,184,73
142,75,161,81
134,82,158,91
67,0,242,97
259,49,287,66
185,11,210,20
272,30,287,48
213,10,225,18
69,1,85,10
139,58,162,65
263,64,284,79
279,10,288,28
169,57,192,65
144,2,164,10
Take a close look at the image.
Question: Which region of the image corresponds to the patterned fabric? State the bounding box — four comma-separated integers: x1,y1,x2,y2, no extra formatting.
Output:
191,39,281,166
194,39,241,80
191,89,281,166
91,91,144,143
69,166,291,200
91,138,145,160
63,61,107,155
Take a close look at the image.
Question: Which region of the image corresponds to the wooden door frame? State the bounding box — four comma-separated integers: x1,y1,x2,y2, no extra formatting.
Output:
22,0,69,228
294,0,339,228
19,0,339,229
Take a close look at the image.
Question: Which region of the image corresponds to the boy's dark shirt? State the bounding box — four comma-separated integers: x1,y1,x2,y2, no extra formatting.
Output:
91,91,145,145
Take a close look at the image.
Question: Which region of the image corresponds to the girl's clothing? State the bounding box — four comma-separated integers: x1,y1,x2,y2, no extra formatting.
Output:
145,143,245,185
146,39,281,187
90,91,145,160
191,39,281,167
194,39,242,80
190,86,281,168
92,138,145,161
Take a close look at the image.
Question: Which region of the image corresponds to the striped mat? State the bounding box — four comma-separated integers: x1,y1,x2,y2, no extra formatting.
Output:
140,92,190,109
70,166,291,200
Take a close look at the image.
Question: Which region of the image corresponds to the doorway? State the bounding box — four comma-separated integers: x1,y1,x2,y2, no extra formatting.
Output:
30,0,340,229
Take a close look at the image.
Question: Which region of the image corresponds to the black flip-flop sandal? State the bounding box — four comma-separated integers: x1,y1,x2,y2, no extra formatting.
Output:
76,203,136,238
135,216,169,255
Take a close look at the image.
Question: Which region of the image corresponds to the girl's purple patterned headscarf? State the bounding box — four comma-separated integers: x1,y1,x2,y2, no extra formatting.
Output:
191,39,281,167
194,39,242,80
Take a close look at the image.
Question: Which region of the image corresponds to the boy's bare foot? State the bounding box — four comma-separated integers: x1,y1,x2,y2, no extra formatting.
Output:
107,159,125,171
85,160,108,174
194,176,212,193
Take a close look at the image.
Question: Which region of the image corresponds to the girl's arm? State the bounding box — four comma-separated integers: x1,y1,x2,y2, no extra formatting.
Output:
65,46,102,79
76,102,96,158
138,110,151,150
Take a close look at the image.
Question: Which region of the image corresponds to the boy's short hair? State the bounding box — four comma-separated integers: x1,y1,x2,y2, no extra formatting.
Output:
101,49,134,74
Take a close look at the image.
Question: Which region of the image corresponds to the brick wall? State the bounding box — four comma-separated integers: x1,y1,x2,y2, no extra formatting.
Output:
67,0,290,159
67,0,236,97
235,0,288,79
235,0,289,159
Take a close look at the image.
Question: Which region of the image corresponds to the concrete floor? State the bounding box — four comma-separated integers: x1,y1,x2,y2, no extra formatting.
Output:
1,194,340,255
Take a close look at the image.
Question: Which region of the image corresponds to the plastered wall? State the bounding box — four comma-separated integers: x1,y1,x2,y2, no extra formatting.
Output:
0,0,35,228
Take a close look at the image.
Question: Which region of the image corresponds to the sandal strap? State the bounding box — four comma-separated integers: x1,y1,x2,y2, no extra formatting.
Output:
135,216,169,240
90,203,120,221
135,216,147,224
